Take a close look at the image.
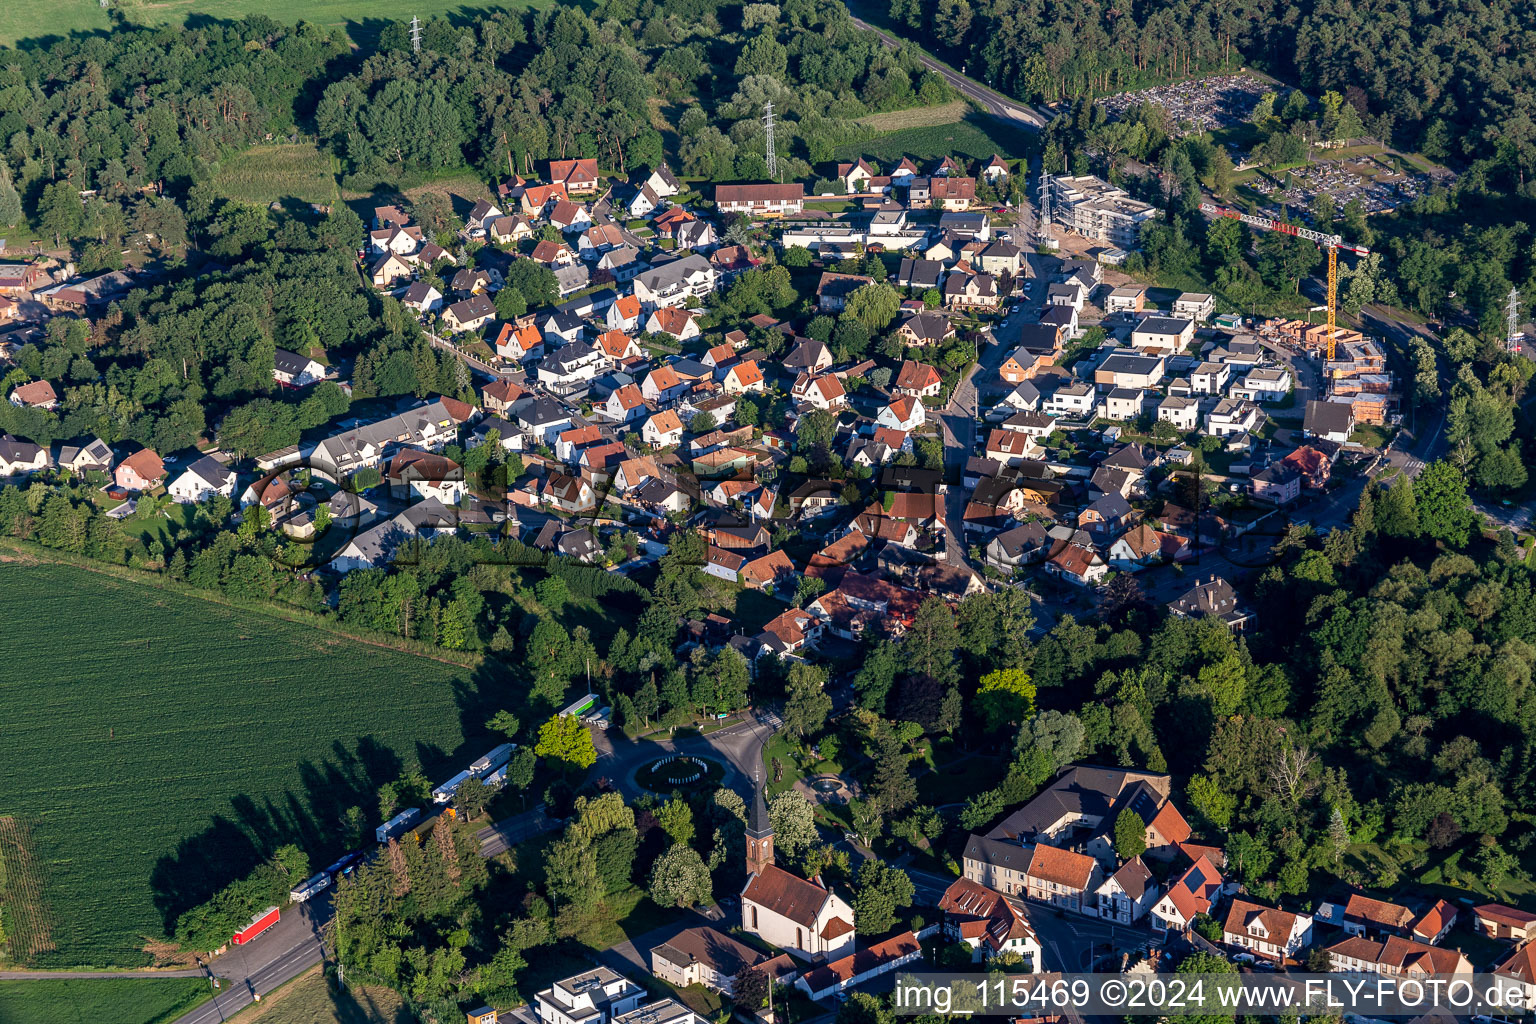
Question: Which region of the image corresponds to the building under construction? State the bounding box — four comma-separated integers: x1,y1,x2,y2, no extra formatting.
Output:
1048,174,1158,248
1264,318,1398,425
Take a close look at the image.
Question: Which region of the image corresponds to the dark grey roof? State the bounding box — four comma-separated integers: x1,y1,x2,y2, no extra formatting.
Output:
1137,316,1193,334
1304,399,1354,434
1085,492,1130,521
984,765,1168,842
273,348,315,376
897,258,944,288
513,395,571,428
1098,352,1162,375
1101,443,1153,471
964,834,1032,870
993,522,1049,558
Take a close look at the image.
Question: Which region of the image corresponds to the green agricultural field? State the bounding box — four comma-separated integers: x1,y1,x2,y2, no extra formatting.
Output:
0,559,504,968
0,977,209,1024
855,100,970,132
834,115,1035,166
0,0,552,48
212,145,341,208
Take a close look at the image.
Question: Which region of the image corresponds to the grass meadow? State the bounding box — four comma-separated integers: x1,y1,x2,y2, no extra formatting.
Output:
834,114,1036,166
0,977,209,1024
0,559,503,968
212,145,341,208
855,100,971,132
0,0,553,48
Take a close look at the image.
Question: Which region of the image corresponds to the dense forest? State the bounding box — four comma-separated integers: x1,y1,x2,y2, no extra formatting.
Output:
885,0,1536,177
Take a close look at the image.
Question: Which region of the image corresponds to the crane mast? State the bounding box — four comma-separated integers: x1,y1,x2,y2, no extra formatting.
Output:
1199,202,1370,361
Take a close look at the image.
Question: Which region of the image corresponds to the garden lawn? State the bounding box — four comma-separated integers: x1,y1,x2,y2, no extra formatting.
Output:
0,0,555,48
0,560,495,968
0,977,209,1024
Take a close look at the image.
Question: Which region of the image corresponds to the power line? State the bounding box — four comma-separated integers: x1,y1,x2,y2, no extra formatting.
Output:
763,102,777,182
1507,286,1521,354
409,15,422,54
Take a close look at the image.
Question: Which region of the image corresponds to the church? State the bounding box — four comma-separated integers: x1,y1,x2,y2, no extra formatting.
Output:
739,778,856,962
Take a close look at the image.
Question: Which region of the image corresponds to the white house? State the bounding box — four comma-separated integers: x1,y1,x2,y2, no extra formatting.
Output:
1131,316,1195,353
535,968,646,1024
1188,361,1231,395
1221,899,1314,961
1174,292,1216,321
400,282,443,315
877,397,925,432
642,410,684,449
791,373,846,410
1096,857,1157,924
1158,395,1200,432
1232,367,1292,403
606,294,643,332
1043,381,1095,418
0,434,50,477
645,306,700,340
599,383,647,425
1206,398,1260,437
1151,856,1222,933
168,455,237,504
633,255,717,311
388,449,466,505
273,349,326,388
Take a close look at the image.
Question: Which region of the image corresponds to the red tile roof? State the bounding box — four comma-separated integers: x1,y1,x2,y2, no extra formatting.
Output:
741,865,829,928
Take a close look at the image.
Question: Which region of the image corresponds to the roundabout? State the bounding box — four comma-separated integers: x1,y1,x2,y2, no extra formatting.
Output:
636,754,724,792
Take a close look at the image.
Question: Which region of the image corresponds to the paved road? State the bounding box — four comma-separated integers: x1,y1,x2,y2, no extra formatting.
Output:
172,901,331,1024
0,968,208,979
846,12,1047,131
425,326,513,381
478,805,560,859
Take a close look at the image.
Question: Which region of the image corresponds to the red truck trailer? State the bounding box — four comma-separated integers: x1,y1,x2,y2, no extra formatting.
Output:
232,906,280,945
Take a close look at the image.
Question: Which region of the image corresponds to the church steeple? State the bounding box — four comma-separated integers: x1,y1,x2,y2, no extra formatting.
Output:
746,767,774,877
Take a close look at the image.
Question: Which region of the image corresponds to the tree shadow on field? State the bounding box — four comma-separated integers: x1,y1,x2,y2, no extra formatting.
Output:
149,735,404,934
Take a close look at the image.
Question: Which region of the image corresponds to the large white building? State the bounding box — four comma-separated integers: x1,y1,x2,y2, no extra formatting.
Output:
740,782,855,962
1049,175,1158,248
535,968,646,1024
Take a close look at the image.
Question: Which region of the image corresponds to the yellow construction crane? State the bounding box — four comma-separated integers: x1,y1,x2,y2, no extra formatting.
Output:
1200,202,1371,361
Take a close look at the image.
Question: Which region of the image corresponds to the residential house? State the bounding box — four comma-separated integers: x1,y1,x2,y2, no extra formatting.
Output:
598,383,647,425
544,473,596,513
985,429,1041,467
1079,492,1132,537
912,176,976,210
742,550,796,591
531,239,577,267
444,296,497,333
715,183,805,217
400,282,443,315
1131,316,1195,353
785,339,834,374
464,199,504,237
596,329,643,368
599,247,643,283
836,158,876,192
1324,935,1471,976
480,380,527,417
634,255,717,311
1411,901,1458,945
7,378,57,412
722,361,765,395
646,306,700,340
1206,398,1260,437
1304,399,1355,443
817,272,874,313
650,926,792,998
1095,353,1165,390
896,311,957,348
0,434,50,476
1096,858,1157,925
1158,395,1200,432
513,396,574,445
368,252,414,290
450,267,499,295
1168,575,1252,630
889,158,920,187
56,437,112,476
534,968,645,1024
976,240,1023,277
1046,541,1108,587
894,360,944,398
1494,944,1536,1007
1151,856,1223,932
1222,900,1313,961
312,401,462,479
642,410,684,449
791,373,846,410
388,449,465,505
1048,281,1087,311
1232,367,1292,402
548,158,601,194
944,271,999,309
1106,285,1146,314
1251,462,1301,505
644,163,682,200
878,396,925,432
1043,381,1095,419
1174,292,1216,321
537,341,605,391
488,215,533,245
982,154,1009,181
494,321,545,363
1189,361,1231,395
168,455,237,504
1023,845,1104,912
938,878,1042,964
1099,387,1145,423
985,522,1051,571
1343,895,1417,939
577,223,626,257
115,448,166,492
606,294,643,332
548,201,592,234
639,366,687,406
896,258,945,291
